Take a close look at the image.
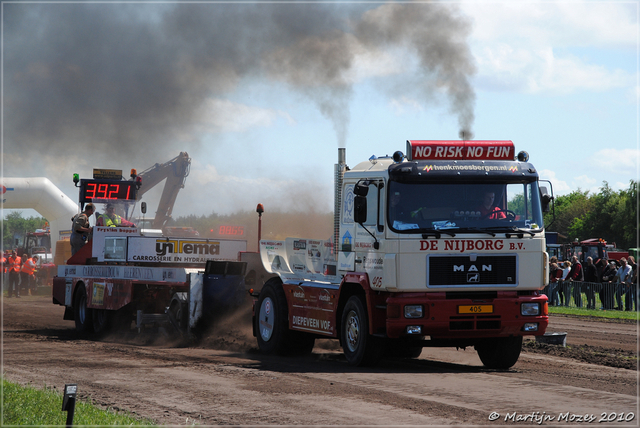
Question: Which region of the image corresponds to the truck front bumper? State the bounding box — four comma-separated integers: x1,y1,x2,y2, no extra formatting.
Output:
385,291,548,340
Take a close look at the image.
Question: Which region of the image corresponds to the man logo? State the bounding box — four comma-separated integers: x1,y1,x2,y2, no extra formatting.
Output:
467,273,480,283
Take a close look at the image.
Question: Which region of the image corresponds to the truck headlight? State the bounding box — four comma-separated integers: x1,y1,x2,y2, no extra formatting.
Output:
406,325,422,335
523,323,539,332
404,305,423,319
521,303,540,316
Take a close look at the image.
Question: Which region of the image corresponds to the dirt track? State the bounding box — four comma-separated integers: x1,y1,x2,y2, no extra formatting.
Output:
2,295,638,426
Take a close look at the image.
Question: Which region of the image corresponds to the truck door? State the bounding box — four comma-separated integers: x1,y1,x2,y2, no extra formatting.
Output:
354,179,385,286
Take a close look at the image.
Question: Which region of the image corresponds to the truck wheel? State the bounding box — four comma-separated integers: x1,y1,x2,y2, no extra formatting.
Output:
92,309,111,336
255,279,291,355
289,331,315,356
475,336,523,370
255,279,315,355
341,295,385,367
385,339,423,359
112,306,133,332
74,285,94,334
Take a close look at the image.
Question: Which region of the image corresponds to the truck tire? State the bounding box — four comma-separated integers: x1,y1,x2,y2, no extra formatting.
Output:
74,285,94,335
111,305,133,332
475,336,523,370
341,295,385,367
92,309,111,336
168,298,188,331
255,279,315,356
288,330,315,356
385,339,423,359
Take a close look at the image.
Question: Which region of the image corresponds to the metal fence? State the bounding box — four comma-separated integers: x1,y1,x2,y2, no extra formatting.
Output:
542,281,638,311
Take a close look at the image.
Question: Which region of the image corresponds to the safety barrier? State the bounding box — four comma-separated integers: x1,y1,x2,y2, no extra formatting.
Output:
542,281,638,311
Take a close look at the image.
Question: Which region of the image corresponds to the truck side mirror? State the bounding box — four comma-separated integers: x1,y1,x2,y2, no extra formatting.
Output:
141,202,147,214
354,181,369,197
353,181,369,224
540,186,553,213
354,195,367,224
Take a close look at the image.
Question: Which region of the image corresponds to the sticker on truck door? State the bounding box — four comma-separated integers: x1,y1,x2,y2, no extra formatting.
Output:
343,184,354,224
92,282,105,306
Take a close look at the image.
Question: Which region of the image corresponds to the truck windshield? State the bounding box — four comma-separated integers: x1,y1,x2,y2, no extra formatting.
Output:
388,181,544,234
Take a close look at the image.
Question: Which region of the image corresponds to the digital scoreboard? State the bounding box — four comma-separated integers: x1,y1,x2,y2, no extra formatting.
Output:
217,225,244,236
79,179,137,204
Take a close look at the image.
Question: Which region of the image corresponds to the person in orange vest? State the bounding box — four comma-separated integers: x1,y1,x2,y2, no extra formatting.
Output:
20,255,38,296
96,203,136,227
8,250,21,298
0,252,6,295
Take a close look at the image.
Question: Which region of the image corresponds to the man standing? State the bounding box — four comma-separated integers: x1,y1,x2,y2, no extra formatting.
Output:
615,258,632,311
568,255,583,308
20,255,38,296
71,203,95,255
583,257,598,309
601,260,618,310
627,256,637,311
7,250,21,298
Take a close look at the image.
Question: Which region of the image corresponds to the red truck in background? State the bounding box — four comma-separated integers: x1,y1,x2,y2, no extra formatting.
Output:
565,238,629,265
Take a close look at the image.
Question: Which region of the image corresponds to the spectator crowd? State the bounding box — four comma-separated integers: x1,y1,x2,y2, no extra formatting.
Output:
545,254,638,311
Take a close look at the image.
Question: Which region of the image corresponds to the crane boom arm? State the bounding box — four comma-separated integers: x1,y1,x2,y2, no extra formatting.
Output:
136,152,191,229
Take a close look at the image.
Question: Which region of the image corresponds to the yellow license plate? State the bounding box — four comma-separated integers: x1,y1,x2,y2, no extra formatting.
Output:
458,305,493,314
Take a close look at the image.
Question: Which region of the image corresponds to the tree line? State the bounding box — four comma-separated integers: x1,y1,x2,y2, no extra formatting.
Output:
544,180,637,250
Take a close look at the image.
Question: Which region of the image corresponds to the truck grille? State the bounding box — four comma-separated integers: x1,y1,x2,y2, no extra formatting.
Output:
428,255,517,286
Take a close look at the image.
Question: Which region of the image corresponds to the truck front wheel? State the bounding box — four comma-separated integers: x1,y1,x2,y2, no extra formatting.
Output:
74,285,94,335
475,336,523,370
341,295,385,367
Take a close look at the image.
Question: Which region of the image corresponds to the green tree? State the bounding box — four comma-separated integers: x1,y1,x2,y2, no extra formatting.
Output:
545,190,592,242
2,212,48,250
544,181,638,250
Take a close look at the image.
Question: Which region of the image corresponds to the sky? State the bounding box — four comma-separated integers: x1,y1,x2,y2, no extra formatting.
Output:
2,0,638,223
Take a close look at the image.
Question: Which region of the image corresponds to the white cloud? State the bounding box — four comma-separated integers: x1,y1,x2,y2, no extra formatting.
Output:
195,98,295,133
477,46,631,94
464,1,635,94
572,174,598,191
588,148,639,178
463,2,635,48
539,169,571,195
388,96,424,115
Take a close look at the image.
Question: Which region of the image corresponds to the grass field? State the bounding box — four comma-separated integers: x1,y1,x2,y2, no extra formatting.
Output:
2,378,155,426
548,305,639,320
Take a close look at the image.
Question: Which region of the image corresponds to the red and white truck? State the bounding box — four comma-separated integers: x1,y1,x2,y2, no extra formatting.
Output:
253,140,551,369
51,173,255,338
52,224,251,337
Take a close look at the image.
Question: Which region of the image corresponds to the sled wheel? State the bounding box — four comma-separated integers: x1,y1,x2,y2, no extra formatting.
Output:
92,309,111,336
74,285,94,335
341,295,385,367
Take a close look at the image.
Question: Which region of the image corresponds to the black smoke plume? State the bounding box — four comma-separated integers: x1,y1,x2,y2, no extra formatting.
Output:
4,2,475,177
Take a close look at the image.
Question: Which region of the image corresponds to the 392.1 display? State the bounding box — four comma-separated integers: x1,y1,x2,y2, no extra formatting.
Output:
79,179,137,203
